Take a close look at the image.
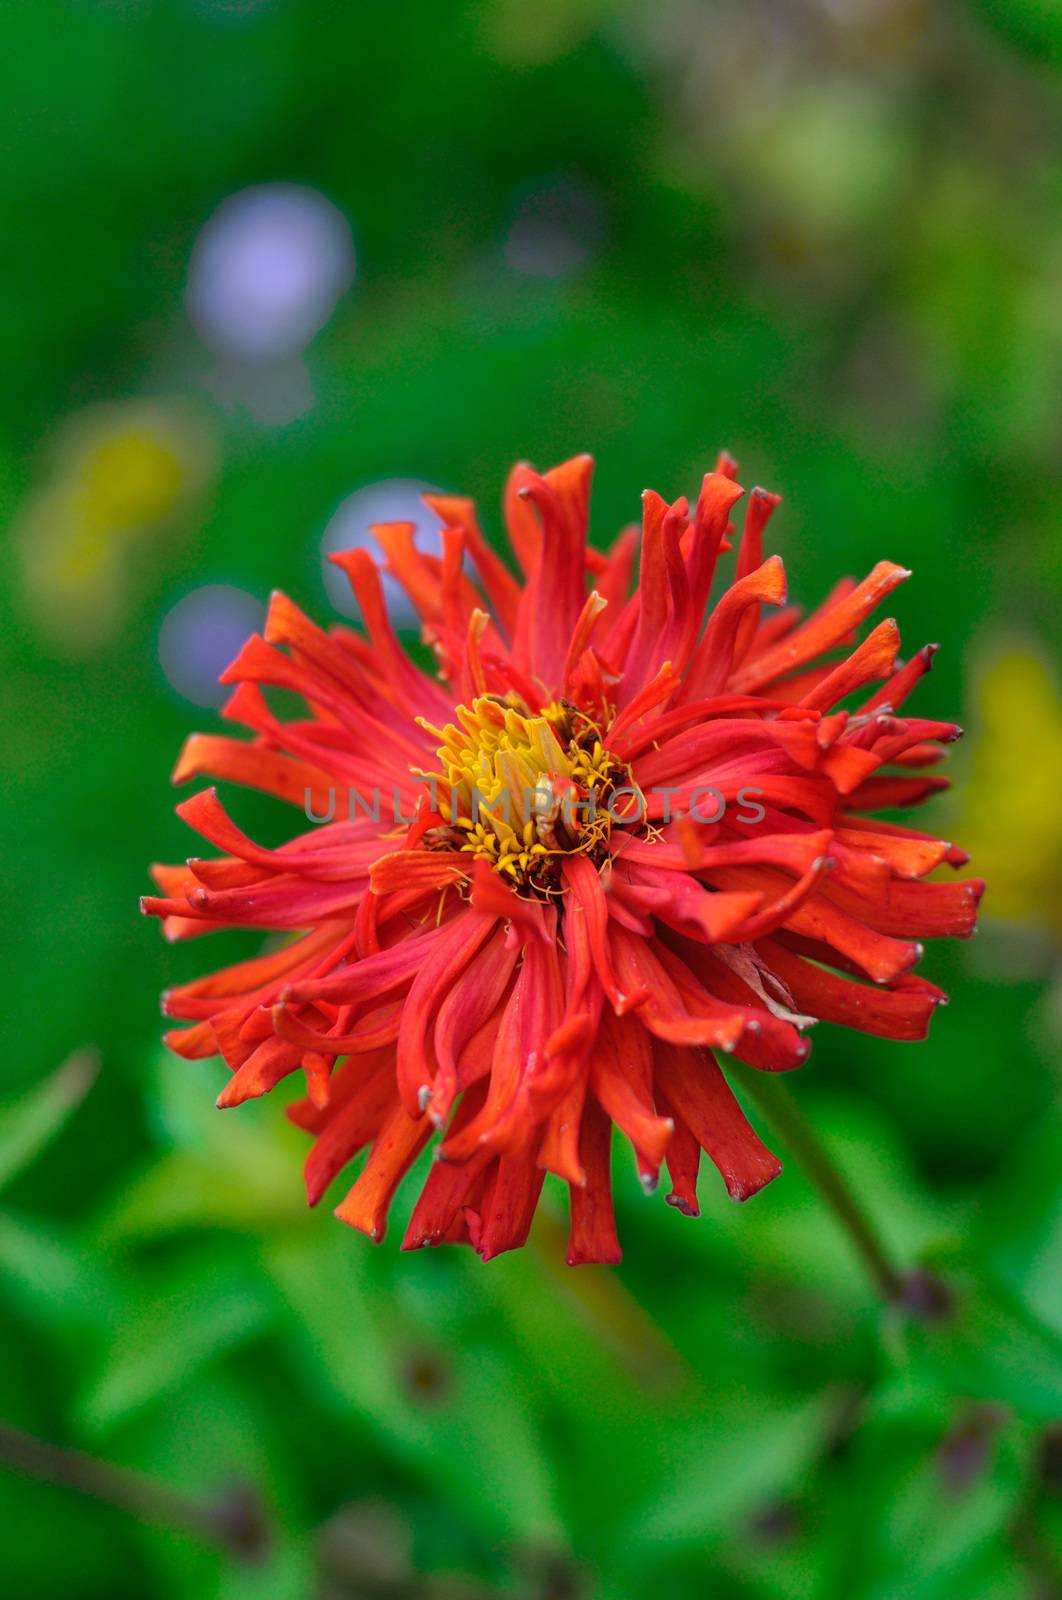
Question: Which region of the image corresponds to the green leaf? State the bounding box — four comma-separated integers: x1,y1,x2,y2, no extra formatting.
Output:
77,1261,276,1434
95,1149,306,1245
121,1370,314,1600
93,1053,307,1245
0,1049,99,1194
627,1390,835,1549
897,1259,1062,1422
265,1231,563,1544
0,1210,118,1331
216,1540,314,1600
824,1391,1030,1600
975,1112,1062,1340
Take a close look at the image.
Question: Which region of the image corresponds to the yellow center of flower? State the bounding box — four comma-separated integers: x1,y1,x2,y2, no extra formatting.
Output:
417,695,638,894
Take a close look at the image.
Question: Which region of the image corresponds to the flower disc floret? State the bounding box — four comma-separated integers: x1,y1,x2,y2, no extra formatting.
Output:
417,694,638,894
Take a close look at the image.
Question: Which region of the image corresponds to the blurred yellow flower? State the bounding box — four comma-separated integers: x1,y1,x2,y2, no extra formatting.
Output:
79,422,190,537
958,648,1062,935
15,400,214,651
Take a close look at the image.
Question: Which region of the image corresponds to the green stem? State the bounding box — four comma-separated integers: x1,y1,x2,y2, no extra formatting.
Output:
731,1064,904,1305
0,1418,268,1560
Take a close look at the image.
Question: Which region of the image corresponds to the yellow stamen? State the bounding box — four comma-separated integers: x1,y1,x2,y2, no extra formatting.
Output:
415,694,638,894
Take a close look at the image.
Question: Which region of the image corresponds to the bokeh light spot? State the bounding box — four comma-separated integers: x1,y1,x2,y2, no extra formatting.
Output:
504,176,606,279
158,583,265,708
186,184,355,360
321,479,448,629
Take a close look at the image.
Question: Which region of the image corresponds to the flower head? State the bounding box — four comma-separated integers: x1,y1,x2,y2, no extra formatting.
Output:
144,454,982,1263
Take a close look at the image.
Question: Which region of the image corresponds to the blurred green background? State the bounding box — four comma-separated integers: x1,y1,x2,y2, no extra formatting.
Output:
1,1,1060,1595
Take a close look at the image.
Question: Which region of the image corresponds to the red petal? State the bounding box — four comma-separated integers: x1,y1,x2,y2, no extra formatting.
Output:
567,1095,622,1266
732,561,910,693
303,1055,396,1205
654,1085,701,1215
798,618,901,712
402,1083,492,1249
757,938,943,1041
334,1102,432,1242
590,1012,673,1185
653,1043,781,1201
467,1150,546,1261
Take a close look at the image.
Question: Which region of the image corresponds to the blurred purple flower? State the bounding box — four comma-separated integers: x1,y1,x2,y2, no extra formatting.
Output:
158,584,265,708
504,176,606,279
321,480,448,628
186,184,355,360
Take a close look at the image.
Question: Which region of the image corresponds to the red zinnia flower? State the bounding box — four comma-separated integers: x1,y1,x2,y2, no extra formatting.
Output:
144,454,982,1264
